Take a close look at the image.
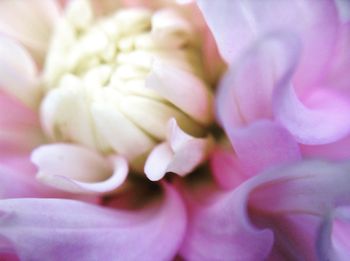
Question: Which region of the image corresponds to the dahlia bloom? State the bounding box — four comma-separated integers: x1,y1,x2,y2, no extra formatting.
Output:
0,0,350,260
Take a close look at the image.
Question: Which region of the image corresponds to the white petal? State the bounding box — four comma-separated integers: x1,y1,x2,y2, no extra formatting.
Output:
40,77,96,148
91,99,155,160
146,61,214,125
145,118,213,180
120,96,204,139
0,0,61,62
31,143,128,194
144,142,174,181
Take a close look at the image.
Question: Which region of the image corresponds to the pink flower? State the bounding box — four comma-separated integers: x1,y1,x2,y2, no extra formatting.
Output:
0,0,350,261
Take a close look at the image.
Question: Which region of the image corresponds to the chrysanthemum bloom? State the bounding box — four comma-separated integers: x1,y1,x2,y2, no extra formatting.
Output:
1,0,350,260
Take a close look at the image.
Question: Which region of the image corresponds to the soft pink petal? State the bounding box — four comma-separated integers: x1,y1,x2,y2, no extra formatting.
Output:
179,182,274,261
0,35,40,108
146,60,214,125
301,135,350,161
145,119,212,181
248,161,350,259
274,83,350,145
209,148,248,190
197,0,338,87
182,160,350,260
0,184,186,261
0,92,44,155
216,32,300,131
0,157,49,199
0,0,61,62
330,207,350,261
225,120,301,176
327,22,350,91
31,143,128,194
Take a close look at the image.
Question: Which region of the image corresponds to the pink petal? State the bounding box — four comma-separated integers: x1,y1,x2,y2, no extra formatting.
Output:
145,118,212,181
329,207,350,261
182,160,350,260
0,0,61,62
197,0,338,87
248,160,350,259
225,120,301,176
0,92,44,155
0,35,40,108
216,32,300,131
274,84,350,145
301,135,350,161
31,143,128,194
179,183,274,260
0,184,186,261
0,157,48,199
327,22,350,91
209,148,248,190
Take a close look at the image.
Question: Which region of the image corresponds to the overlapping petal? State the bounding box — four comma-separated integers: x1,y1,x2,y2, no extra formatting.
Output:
181,160,350,260
0,184,187,261
0,0,61,63
197,0,339,88
145,118,212,180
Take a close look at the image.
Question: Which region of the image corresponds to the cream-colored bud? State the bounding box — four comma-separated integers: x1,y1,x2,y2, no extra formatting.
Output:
41,0,213,167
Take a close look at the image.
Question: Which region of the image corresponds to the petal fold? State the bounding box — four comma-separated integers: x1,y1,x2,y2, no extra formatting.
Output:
31,143,128,194
197,0,338,87
145,118,212,181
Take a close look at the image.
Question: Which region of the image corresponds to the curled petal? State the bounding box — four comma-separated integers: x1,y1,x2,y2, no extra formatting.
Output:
327,207,350,261
217,32,300,131
248,161,350,259
197,0,338,87
0,184,186,261
31,143,128,194
274,84,350,145
182,160,350,260
0,36,40,108
0,0,61,62
145,118,212,181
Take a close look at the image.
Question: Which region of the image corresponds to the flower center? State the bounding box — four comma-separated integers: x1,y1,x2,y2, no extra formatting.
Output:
41,0,213,166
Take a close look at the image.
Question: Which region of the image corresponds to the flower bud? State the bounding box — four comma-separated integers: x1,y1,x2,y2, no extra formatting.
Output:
41,0,214,169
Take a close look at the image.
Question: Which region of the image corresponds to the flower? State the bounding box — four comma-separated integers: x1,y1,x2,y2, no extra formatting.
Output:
0,0,350,261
